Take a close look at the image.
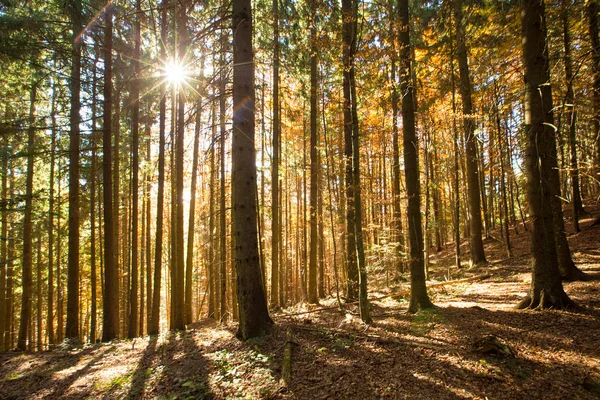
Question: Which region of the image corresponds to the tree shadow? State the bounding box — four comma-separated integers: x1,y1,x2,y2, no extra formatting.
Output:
127,335,158,398
150,330,212,399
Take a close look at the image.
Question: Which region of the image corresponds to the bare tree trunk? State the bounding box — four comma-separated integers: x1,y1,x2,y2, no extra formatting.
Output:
128,0,141,339
399,0,434,313
66,0,83,342
454,0,486,266
589,0,600,189
231,0,273,339
0,137,7,350
102,4,119,342
308,0,319,305
518,0,575,310
18,83,37,351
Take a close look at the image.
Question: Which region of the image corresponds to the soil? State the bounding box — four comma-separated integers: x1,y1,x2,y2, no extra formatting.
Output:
1,205,599,399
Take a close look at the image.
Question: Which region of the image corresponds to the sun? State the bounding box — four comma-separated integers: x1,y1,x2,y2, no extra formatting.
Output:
164,61,187,86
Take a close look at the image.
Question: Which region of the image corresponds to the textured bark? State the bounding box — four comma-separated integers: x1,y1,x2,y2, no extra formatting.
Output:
308,0,319,305
342,0,358,302
0,137,7,350
17,84,37,350
232,0,273,339
454,0,486,266
399,0,434,313
562,5,584,232
102,4,119,342
66,0,82,342
518,0,575,310
589,0,600,187
271,0,280,308
185,99,202,325
90,52,98,344
128,0,141,339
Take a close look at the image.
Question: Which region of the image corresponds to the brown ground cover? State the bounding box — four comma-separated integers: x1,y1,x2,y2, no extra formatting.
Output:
1,207,599,399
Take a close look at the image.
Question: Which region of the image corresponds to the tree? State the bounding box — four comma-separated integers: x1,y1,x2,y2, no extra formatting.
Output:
518,0,574,310
589,0,600,187
270,0,281,309
231,0,273,339
17,83,37,351
454,0,487,266
128,0,141,339
102,3,119,342
66,0,83,342
308,0,319,305
399,0,434,313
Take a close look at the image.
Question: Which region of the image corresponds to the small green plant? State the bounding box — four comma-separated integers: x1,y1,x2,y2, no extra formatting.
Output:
181,380,211,399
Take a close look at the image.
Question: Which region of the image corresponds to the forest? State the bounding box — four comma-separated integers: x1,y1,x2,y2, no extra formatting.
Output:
0,0,599,398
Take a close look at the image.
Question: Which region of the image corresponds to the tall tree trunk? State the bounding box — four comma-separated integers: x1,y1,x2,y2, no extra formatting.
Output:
399,0,434,313
66,0,83,342
18,84,37,351
102,4,119,342
231,0,273,339
308,0,319,304
449,36,461,269
270,0,280,309
90,51,98,344
185,96,202,325
518,0,574,310
562,4,584,232
128,0,142,339
589,0,600,188
149,1,168,336
219,25,228,321
342,0,358,302
454,0,486,266
0,137,7,350
36,225,42,350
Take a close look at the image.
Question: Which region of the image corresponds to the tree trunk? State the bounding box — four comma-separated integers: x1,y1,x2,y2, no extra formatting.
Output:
308,0,319,305
18,84,37,351
102,4,119,342
0,137,7,350
90,51,98,344
128,0,141,339
399,0,434,313
589,0,600,189
66,0,83,342
342,0,358,302
231,0,273,339
185,96,202,325
454,0,486,266
219,25,228,321
270,0,281,309
562,4,584,232
518,0,575,310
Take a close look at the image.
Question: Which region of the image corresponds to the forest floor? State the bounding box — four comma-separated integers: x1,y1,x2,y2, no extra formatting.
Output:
1,205,600,399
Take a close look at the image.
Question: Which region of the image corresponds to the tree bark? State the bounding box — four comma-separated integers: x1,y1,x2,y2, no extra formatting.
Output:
518,0,575,310
17,84,37,350
271,0,281,309
231,0,273,339
66,0,83,342
399,0,434,313
102,4,119,342
454,0,486,266
588,0,600,189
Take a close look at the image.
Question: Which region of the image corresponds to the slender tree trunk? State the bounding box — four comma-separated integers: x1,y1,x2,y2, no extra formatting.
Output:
449,37,461,269
219,25,228,321
90,52,98,344
588,0,600,188
270,0,280,309
0,138,7,350
17,84,37,351
342,0,358,302
66,0,83,342
399,0,434,313
308,0,319,305
36,225,42,350
102,4,119,342
454,0,486,266
518,0,575,310
149,1,168,336
127,0,141,339
562,4,584,232
185,95,202,325
231,0,273,339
